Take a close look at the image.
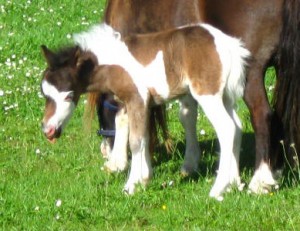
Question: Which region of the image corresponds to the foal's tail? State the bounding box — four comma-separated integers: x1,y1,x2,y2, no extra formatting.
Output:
272,0,300,166
225,41,250,104
202,24,250,103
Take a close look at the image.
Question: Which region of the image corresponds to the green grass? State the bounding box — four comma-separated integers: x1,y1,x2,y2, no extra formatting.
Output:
1,1,300,230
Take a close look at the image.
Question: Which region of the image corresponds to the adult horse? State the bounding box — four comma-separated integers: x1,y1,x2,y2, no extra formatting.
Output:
96,0,300,193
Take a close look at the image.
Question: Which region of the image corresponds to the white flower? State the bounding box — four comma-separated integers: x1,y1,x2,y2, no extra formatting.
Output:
66,34,72,39
0,90,4,96
55,199,62,207
200,129,206,135
57,22,62,26
35,149,41,154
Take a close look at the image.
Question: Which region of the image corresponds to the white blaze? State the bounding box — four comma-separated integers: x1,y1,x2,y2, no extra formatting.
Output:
42,80,75,131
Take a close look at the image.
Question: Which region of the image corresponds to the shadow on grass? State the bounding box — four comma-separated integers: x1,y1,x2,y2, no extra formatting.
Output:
152,132,256,181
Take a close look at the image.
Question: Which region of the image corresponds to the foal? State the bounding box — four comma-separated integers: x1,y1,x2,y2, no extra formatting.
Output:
41,23,250,200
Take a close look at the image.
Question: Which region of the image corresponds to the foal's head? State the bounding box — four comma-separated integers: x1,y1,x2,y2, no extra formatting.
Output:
40,45,95,143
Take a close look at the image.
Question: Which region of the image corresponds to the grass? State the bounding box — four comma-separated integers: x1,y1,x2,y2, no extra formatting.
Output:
1,1,300,230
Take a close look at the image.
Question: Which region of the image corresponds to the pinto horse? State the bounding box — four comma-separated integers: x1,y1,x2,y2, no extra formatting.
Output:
97,0,300,193
41,23,249,200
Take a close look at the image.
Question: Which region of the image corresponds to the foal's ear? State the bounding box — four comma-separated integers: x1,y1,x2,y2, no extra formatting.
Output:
41,45,55,67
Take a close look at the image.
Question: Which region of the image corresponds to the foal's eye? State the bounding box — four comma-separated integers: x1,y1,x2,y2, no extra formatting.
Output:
64,92,74,102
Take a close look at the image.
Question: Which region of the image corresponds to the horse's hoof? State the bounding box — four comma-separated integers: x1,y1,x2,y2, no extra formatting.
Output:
123,185,135,195
180,165,198,177
209,192,224,201
248,164,277,194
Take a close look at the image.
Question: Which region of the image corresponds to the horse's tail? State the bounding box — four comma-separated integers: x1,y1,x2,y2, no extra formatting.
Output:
84,93,100,129
149,105,174,155
273,0,300,167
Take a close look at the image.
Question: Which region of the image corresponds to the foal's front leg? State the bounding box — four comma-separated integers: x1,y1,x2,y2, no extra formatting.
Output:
104,107,129,172
123,100,152,194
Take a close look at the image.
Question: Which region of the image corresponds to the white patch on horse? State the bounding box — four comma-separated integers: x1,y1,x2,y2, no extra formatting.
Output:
144,51,170,99
201,24,250,102
74,24,170,102
41,80,75,131
124,137,153,194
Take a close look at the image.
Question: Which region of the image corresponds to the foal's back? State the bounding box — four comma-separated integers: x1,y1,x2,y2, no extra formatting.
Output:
124,25,229,96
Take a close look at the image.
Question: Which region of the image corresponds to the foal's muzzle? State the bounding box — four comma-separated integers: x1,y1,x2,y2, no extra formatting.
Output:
41,122,62,143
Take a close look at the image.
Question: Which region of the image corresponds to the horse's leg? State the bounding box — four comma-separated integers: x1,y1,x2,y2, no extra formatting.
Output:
178,94,200,175
100,137,113,159
244,65,277,193
123,99,152,194
223,96,244,191
195,94,238,201
104,107,129,172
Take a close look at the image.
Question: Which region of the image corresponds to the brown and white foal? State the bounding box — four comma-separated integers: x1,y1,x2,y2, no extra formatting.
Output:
41,23,250,200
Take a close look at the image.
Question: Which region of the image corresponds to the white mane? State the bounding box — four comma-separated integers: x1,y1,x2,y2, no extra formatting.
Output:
73,23,138,67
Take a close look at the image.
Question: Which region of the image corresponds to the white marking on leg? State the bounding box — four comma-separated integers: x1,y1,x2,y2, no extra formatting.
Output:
104,108,129,172
124,138,153,194
100,139,112,159
179,95,200,175
223,96,244,190
194,94,238,200
249,162,277,194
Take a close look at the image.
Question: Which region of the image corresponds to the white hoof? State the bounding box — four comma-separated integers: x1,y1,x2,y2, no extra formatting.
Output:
123,184,135,195
209,190,224,201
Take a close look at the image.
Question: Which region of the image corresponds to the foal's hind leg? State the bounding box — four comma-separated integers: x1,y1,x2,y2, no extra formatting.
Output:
223,96,244,191
179,94,200,175
195,94,238,200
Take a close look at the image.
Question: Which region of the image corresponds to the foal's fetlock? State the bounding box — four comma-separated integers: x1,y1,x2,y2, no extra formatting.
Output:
209,189,224,202
103,159,128,172
123,178,149,195
209,179,231,201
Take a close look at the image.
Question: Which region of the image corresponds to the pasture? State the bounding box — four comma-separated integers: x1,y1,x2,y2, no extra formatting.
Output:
1,1,300,230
